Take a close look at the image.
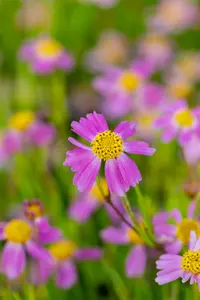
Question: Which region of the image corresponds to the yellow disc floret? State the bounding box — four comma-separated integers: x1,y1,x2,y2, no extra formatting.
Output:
25,201,44,221
36,39,62,58
9,111,35,131
182,250,200,274
127,229,144,245
49,240,77,261
119,71,140,92
91,130,123,161
176,219,200,244
174,109,194,128
4,219,32,244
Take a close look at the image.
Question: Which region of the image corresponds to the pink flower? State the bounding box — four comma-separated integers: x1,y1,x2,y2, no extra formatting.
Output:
153,201,200,254
64,112,155,196
154,100,200,145
25,121,55,146
23,199,62,244
101,222,147,277
0,219,50,279
93,62,151,119
155,231,200,288
31,240,102,289
19,36,74,74
68,179,124,223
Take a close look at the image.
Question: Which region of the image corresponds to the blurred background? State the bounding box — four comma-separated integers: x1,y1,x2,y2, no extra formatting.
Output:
0,0,200,299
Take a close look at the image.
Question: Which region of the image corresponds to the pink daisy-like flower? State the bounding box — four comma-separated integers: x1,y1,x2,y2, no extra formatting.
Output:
23,199,62,244
153,201,200,254
155,231,200,288
101,221,147,277
0,219,50,279
64,112,156,196
32,240,102,289
93,62,151,119
68,178,124,223
154,100,200,145
19,36,74,74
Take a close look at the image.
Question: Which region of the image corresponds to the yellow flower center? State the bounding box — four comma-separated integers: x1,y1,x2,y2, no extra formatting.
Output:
127,229,144,245
9,111,35,131
25,201,44,221
49,240,77,261
176,219,200,244
174,109,194,128
90,179,109,202
35,39,62,58
119,71,140,92
91,130,123,161
169,84,192,99
4,219,32,244
182,250,200,274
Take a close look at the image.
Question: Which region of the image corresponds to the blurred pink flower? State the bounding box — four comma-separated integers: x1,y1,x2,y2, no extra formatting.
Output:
154,100,200,145
19,36,74,74
85,30,128,72
148,0,198,34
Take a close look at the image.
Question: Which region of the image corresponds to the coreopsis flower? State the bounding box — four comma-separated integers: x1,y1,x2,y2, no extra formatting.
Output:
148,0,198,34
0,219,50,279
101,221,147,277
68,178,124,223
84,30,128,72
64,112,156,196
153,201,200,254
154,100,200,145
93,63,150,119
155,231,200,288
23,200,62,244
32,240,102,289
8,111,55,147
137,33,173,71
19,36,74,74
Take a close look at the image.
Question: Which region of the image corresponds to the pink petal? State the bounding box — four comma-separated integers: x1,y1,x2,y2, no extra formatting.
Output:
116,153,142,189
189,231,197,250
164,240,183,254
86,111,108,132
100,226,129,244
56,261,78,289
68,196,99,223
64,148,93,171
178,130,193,145
105,159,127,196
171,209,182,223
73,156,101,193
68,138,90,150
114,121,137,139
125,246,147,278
161,127,177,143
74,248,103,261
124,141,156,156
26,241,51,262
155,269,183,285
1,242,26,279
187,200,196,219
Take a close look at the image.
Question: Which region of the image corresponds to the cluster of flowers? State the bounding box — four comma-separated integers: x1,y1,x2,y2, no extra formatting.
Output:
0,199,102,289
0,111,55,167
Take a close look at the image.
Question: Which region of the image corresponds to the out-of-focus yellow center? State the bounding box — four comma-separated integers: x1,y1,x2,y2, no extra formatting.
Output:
90,179,109,202
49,240,77,261
91,130,123,161
119,71,140,92
35,39,62,58
4,219,32,244
169,83,192,99
138,114,155,127
25,201,44,221
9,111,35,131
176,219,200,244
182,250,200,274
127,229,144,245
174,109,194,128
